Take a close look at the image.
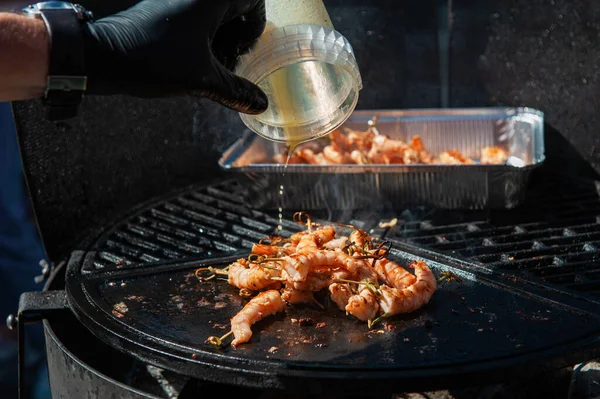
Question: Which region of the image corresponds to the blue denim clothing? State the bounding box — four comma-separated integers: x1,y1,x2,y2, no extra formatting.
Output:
0,101,51,399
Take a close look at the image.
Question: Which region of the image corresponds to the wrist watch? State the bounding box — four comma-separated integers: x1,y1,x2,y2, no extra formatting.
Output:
22,2,94,121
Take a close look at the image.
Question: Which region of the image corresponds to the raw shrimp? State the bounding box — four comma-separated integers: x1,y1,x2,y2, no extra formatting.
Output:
323,144,353,164
273,152,305,165
368,135,420,165
378,260,437,316
347,130,375,152
481,146,508,164
437,150,475,165
374,258,417,289
350,149,369,164
230,290,286,347
409,136,434,164
228,258,282,291
329,129,352,152
298,148,329,165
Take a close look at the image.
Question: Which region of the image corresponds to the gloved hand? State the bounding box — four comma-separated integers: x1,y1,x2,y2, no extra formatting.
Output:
83,0,268,115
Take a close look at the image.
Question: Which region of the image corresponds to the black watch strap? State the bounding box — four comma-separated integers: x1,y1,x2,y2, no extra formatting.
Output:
39,7,87,121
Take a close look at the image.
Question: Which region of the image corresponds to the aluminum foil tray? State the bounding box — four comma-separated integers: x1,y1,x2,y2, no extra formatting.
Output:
218,108,545,210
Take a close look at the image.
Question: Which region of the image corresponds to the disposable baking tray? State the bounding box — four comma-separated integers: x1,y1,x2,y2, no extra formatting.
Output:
218,108,545,210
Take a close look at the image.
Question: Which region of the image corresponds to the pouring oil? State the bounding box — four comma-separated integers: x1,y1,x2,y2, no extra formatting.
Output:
266,65,306,231
258,0,336,230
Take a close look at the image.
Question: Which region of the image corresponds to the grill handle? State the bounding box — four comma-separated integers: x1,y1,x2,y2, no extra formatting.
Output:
7,289,70,399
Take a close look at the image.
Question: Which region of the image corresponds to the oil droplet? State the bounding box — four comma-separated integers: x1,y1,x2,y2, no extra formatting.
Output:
277,206,284,231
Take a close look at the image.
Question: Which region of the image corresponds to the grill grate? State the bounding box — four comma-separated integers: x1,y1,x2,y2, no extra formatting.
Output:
384,177,600,300
87,175,600,301
87,180,308,272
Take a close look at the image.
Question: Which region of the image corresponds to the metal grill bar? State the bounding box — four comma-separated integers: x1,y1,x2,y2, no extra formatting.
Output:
86,180,305,272
384,178,600,300
86,176,600,302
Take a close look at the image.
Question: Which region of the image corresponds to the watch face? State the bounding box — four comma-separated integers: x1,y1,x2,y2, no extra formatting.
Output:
34,2,75,10
24,1,90,19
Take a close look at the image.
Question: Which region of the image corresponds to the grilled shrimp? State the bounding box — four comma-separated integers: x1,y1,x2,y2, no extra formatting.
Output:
295,226,336,253
328,282,353,311
374,258,417,289
291,267,353,292
228,259,282,291
338,255,380,321
378,260,437,316
280,249,351,282
230,290,286,347
281,287,316,305
346,289,379,321
324,236,348,250
251,243,293,257
348,228,371,249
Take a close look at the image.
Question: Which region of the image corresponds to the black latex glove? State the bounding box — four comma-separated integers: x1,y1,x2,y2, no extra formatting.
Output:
82,0,268,115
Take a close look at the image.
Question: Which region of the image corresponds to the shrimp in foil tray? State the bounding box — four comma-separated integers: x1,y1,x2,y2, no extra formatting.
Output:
197,212,438,348
272,117,509,166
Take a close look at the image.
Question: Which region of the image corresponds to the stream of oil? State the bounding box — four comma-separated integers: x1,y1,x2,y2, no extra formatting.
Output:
277,142,299,231
266,65,306,232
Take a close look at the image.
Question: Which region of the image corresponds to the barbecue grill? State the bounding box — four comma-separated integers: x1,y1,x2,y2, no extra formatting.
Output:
7,0,600,398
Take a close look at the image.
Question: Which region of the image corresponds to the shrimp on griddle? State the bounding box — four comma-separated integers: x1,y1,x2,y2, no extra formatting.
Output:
346,288,380,322
280,249,350,282
281,287,317,305
228,258,282,291
295,225,336,253
328,282,353,311
377,260,437,316
374,258,417,289
324,236,349,250
291,266,352,292
230,290,286,347
200,211,438,347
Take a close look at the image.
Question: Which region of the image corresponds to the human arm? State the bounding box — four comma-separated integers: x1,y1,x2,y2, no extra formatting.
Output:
0,0,268,115
0,12,48,101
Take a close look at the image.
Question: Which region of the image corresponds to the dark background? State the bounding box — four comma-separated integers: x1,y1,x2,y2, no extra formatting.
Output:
8,0,600,262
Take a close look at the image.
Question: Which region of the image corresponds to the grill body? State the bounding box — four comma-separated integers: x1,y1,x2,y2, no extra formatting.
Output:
42,267,160,399
8,0,600,398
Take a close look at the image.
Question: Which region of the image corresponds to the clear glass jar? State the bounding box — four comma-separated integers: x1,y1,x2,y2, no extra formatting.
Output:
235,0,362,144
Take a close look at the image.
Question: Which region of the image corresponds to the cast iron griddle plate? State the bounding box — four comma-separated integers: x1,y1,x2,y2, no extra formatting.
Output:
66,248,600,395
